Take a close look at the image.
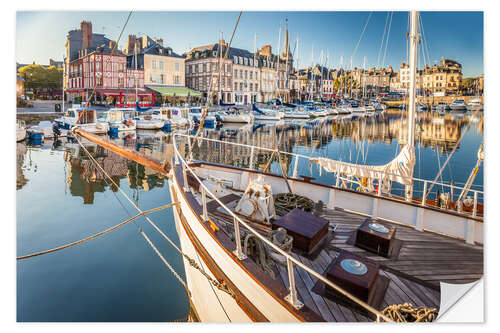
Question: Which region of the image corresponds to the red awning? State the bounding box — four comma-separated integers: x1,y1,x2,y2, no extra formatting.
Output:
96,88,151,96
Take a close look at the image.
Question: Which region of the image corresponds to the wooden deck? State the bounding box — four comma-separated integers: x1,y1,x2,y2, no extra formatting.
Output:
206,198,483,322
319,208,484,289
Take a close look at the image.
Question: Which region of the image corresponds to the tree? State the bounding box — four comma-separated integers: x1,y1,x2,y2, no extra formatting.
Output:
18,65,63,98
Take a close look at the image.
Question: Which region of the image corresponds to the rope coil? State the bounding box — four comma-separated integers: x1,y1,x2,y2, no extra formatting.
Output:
381,303,437,322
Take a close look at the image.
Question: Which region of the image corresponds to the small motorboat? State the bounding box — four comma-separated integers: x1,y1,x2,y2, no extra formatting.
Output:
217,108,253,123
252,104,282,121
56,106,109,134
467,97,483,111
100,109,137,132
450,99,467,112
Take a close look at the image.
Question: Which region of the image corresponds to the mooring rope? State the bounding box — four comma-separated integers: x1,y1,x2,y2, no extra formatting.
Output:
381,303,437,322
17,203,176,261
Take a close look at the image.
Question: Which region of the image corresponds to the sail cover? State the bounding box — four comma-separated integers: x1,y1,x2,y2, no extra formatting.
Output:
313,145,416,186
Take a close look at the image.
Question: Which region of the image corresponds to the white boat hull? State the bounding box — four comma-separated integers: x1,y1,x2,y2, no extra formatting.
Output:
220,114,253,123
135,119,165,130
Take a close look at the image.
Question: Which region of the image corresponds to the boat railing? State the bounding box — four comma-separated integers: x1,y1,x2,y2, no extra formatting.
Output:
172,133,392,322
174,133,483,218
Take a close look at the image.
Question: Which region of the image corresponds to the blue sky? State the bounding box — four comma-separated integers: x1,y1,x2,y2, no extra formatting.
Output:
16,11,483,77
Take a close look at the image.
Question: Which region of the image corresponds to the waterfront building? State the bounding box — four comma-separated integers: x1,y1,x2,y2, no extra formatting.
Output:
422,58,463,95
184,40,233,104
64,21,112,90
231,46,259,104
124,35,193,103
360,66,393,95
66,43,152,107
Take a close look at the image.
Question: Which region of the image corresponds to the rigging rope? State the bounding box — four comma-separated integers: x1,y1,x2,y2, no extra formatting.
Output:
381,11,394,68
17,203,176,260
377,12,390,68
351,11,373,63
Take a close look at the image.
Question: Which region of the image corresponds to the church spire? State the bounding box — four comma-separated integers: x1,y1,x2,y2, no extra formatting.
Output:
282,18,291,60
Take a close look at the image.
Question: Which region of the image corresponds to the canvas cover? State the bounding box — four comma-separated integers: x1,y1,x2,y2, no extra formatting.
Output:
313,144,416,186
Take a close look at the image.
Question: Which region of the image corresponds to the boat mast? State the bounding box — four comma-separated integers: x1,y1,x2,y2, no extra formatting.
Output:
350,58,353,99
276,21,282,101
62,54,65,112
405,10,419,200
219,31,223,105
339,56,343,98
134,40,138,104
362,56,366,99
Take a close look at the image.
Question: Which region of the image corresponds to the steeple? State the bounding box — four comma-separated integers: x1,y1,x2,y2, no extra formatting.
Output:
281,19,291,61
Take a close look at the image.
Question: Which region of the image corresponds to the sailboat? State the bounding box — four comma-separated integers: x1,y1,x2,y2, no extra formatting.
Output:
70,11,483,323
164,11,483,322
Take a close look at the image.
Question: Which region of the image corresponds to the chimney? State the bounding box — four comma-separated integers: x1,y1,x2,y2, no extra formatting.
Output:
259,45,272,57
109,40,117,52
155,39,163,46
81,21,92,50
127,35,137,54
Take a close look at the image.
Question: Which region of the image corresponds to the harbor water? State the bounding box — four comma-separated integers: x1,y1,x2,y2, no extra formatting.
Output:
16,109,483,321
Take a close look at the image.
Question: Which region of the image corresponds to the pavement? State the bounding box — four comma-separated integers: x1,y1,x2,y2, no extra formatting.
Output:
17,100,66,114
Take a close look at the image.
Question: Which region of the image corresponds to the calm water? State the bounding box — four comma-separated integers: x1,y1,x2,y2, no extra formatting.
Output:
16,110,484,321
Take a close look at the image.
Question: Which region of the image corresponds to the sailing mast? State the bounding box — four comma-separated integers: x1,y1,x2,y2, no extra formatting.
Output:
405,10,419,201
362,56,367,99
62,55,65,113
276,21,282,100
134,40,138,105
219,31,223,105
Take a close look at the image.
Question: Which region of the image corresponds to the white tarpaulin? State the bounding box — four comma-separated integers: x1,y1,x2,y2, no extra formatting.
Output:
313,145,416,186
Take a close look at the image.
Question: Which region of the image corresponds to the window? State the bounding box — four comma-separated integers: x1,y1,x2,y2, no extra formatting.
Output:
234,69,238,77
255,84,258,91
174,62,179,71
250,71,253,79
245,70,248,79
250,83,253,91
159,61,164,70
234,82,238,91
174,75,179,85
199,63,203,72
152,60,157,69
240,70,243,79
240,82,243,91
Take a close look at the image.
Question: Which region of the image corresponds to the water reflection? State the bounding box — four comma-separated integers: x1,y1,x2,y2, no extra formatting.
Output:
16,110,484,202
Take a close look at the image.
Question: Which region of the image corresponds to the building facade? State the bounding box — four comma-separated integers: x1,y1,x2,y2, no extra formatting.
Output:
66,49,151,107
125,35,185,87
184,40,233,104
422,59,463,95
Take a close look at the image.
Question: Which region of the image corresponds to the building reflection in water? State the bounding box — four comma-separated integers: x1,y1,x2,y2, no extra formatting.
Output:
16,110,483,203
187,111,482,177
63,134,176,204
